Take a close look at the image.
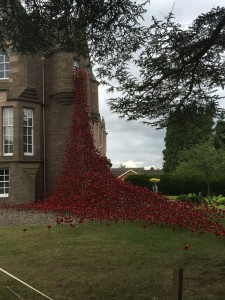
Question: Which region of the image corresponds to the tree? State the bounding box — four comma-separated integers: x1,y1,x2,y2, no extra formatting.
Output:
2,3,225,127
119,163,126,168
124,174,151,189
174,140,225,194
0,0,148,73
163,105,214,172
214,113,225,150
108,7,225,127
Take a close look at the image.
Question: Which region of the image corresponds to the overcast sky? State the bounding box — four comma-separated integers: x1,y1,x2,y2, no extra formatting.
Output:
98,0,225,169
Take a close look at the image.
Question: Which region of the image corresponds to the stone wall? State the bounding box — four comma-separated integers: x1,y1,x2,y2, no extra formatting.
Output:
0,49,107,202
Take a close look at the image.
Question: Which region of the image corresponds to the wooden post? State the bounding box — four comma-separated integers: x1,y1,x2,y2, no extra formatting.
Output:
170,268,183,300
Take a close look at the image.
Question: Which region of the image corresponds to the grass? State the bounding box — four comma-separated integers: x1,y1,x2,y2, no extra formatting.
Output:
0,218,225,299
166,195,177,200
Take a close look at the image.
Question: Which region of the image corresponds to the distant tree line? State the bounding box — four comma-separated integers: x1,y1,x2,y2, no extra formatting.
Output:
125,110,225,195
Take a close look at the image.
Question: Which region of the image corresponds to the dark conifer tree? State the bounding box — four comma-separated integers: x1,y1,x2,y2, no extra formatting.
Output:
163,106,214,173
214,113,225,150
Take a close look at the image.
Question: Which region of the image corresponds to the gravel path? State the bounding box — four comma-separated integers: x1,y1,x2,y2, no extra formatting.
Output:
0,209,57,226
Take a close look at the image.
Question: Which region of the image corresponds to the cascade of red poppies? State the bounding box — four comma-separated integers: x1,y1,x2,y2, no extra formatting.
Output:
41,68,165,218
13,68,225,236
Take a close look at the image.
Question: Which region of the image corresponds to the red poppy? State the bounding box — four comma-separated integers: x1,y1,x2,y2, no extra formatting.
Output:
183,244,190,251
8,68,225,238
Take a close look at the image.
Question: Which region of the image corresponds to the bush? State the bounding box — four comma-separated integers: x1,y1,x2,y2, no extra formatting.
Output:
125,173,225,196
176,193,199,203
125,174,152,189
203,194,225,205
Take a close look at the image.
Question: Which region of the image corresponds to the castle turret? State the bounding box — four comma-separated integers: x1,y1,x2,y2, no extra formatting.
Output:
0,48,107,202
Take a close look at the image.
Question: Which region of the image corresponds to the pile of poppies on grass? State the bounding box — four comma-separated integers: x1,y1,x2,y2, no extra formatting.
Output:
9,68,225,236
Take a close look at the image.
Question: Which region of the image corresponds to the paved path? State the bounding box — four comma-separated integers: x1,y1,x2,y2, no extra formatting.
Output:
0,209,57,226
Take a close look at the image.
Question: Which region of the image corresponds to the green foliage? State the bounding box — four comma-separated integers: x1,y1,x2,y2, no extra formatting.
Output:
214,113,225,150
108,7,225,127
125,172,225,196
163,106,214,172
168,193,225,207
0,0,148,76
125,174,152,189
174,140,225,194
175,194,225,206
203,194,225,205
2,2,225,127
176,193,199,203
159,174,206,195
119,163,126,168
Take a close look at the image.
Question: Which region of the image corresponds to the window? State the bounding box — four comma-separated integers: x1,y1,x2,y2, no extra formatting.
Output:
3,108,13,156
0,52,9,79
23,108,33,155
0,169,9,197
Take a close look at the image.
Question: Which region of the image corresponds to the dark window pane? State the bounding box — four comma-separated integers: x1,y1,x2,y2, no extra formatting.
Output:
28,118,32,126
4,145,9,153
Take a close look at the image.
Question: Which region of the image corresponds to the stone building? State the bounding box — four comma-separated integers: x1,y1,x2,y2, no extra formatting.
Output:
0,49,107,203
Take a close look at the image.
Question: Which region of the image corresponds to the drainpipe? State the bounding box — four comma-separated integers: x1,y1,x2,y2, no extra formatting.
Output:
99,124,103,154
41,56,46,197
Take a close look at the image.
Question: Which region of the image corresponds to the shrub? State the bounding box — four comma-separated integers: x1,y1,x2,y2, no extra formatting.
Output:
203,195,225,206
125,173,225,196
125,174,152,189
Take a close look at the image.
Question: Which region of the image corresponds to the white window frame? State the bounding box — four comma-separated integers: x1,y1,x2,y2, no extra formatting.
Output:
0,168,9,197
23,108,34,156
0,51,9,79
3,107,13,156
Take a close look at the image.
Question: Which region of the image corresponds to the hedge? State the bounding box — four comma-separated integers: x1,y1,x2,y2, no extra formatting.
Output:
124,173,225,196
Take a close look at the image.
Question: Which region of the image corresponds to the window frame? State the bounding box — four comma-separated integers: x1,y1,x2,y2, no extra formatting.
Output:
3,107,14,156
23,108,34,156
0,51,10,80
0,168,9,197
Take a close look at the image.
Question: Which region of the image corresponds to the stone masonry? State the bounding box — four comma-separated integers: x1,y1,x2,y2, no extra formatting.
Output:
0,49,107,203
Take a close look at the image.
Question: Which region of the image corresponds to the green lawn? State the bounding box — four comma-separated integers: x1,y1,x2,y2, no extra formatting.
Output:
0,219,225,299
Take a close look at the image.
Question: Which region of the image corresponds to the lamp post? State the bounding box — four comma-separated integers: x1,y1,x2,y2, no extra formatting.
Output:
149,178,160,194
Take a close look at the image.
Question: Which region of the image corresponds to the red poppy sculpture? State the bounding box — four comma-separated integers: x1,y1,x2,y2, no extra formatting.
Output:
14,68,225,236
